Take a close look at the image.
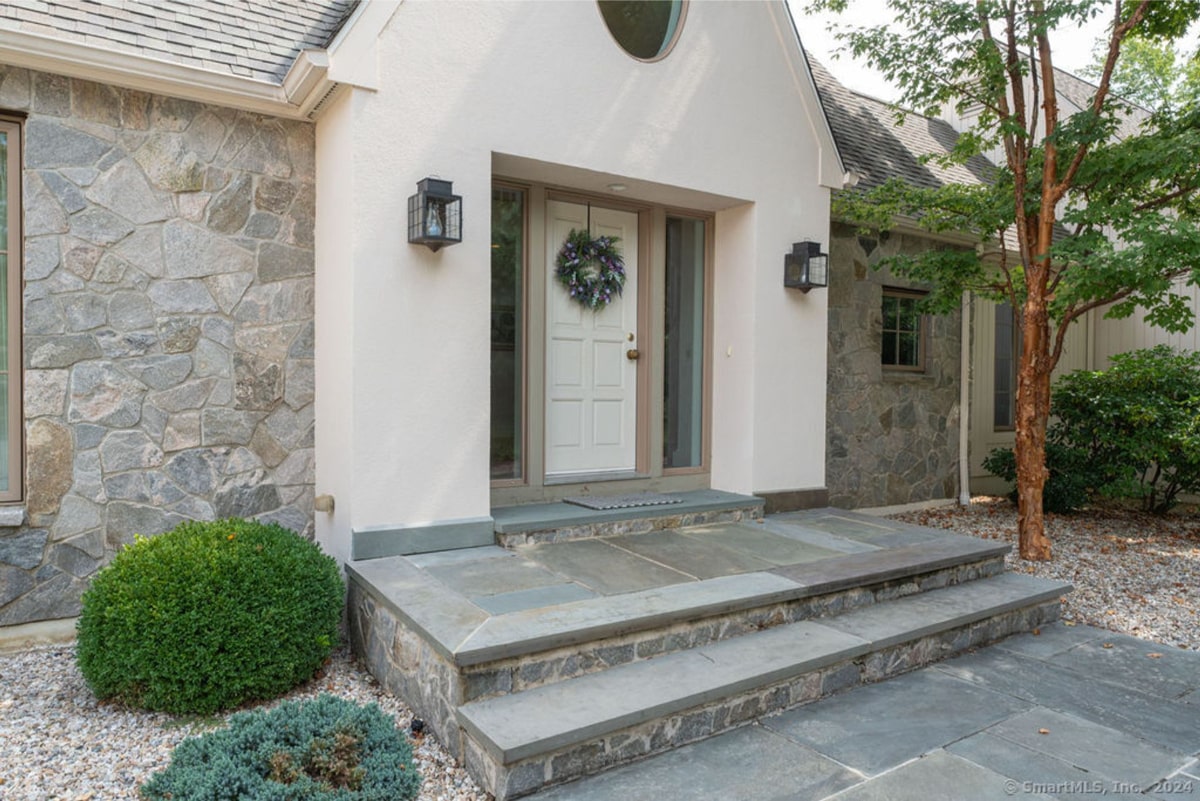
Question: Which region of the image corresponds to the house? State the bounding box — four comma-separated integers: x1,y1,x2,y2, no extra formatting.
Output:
0,5,1082,797
812,59,1108,507
811,58,984,509
0,1,844,625
0,0,349,626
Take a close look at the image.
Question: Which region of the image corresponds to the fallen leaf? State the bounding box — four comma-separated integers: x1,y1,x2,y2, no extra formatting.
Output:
1063,620,1077,626
1038,728,1050,735
1103,642,1114,649
1148,652,1163,659
1032,628,1041,636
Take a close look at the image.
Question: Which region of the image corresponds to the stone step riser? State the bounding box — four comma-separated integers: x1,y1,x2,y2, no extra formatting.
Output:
460,555,1005,702
348,553,1005,755
495,505,763,548
464,598,1063,801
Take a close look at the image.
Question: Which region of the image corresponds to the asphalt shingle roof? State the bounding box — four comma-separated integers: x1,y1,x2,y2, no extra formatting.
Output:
0,0,356,84
808,57,995,193
1047,63,1149,140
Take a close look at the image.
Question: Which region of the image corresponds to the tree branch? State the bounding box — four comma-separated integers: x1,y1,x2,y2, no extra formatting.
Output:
1134,182,1200,212
1055,0,1153,197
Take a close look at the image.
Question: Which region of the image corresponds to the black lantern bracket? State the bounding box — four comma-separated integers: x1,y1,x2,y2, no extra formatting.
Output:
408,177,462,252
784,240,828,292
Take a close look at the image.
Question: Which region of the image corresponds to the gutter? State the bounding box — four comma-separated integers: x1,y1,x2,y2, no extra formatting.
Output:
0,29,336,121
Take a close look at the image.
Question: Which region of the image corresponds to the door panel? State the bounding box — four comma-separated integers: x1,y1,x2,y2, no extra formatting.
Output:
545,200,639,475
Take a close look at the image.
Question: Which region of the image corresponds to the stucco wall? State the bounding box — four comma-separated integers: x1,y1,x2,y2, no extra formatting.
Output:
825,222,962,508
0,66,315,626
314,0,835,556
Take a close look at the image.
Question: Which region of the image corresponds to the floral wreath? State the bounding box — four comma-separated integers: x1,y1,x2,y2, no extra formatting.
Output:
555,228,627,310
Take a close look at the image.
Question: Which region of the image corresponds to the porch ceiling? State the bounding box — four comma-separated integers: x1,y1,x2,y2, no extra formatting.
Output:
492,152,750,213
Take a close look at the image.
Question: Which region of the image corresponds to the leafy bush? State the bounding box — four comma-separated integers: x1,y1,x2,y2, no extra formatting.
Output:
1051,345,1200,513
982,442,1096,514
984,346,1200,515
140,694,421,801
77,519,343,715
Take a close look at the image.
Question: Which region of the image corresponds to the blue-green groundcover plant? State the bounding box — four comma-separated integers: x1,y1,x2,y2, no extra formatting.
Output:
76,519,344,715
140,694,422,800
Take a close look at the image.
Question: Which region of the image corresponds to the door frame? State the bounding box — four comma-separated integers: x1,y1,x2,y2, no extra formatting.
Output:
544,199,645,480
490,178,714,506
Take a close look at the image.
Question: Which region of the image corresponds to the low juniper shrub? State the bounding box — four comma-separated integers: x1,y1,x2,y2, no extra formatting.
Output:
76,518,343,715
140,694,422,801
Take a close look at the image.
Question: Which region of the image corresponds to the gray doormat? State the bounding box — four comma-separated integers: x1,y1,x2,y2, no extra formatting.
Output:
563,493,684,511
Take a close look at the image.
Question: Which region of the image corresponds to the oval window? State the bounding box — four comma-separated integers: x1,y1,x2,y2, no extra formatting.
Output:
598,0,686,62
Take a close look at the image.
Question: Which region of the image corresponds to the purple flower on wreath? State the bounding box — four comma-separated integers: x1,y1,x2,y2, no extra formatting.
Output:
554,228,626,311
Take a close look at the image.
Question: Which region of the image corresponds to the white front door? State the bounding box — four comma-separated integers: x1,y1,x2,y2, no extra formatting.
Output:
545,200,639,476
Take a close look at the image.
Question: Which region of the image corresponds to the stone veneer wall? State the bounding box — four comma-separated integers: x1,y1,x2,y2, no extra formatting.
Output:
0,67,315,626
826,221,962,509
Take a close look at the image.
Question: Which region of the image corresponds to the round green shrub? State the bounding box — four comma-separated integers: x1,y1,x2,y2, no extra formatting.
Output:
140,694,422,801
77,519,344,715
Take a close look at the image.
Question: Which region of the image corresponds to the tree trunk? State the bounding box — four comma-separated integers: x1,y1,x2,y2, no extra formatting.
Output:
1014,296,1054,561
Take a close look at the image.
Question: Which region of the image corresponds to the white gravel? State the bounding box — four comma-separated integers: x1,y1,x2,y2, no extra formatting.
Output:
891,496,1200,651
3,497,1196,798
0,647,484,801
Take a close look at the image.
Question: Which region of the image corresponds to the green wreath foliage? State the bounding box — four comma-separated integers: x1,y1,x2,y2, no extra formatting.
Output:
554,228,627,310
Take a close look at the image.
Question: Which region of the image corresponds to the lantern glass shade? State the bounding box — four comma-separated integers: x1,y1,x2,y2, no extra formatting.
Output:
784,241,828,292
408,178,462,251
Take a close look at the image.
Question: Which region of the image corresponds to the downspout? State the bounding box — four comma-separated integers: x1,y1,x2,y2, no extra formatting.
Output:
958,290,972,506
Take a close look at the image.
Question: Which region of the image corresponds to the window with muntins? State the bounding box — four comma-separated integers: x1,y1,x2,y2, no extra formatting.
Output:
881,289,925,372
0,117,22,501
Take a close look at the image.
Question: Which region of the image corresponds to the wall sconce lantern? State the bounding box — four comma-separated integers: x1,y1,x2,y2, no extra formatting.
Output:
407,178,462,252
784,240,828,292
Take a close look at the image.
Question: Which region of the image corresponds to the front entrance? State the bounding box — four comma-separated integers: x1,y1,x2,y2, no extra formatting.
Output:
545,200,640,476
489,179,711,504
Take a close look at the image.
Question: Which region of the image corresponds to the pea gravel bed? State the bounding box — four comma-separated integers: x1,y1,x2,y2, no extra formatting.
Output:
4,498,1198,799
891,496,1200,651
0,646,485,800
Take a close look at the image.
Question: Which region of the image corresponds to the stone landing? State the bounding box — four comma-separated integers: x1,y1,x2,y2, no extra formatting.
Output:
347,508,1071,799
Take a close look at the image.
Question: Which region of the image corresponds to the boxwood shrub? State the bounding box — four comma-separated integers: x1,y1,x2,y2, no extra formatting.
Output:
140,694,421,801
77,519,343,715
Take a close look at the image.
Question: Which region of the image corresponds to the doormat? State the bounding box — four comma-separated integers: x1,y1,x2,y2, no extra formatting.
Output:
563,493,684,511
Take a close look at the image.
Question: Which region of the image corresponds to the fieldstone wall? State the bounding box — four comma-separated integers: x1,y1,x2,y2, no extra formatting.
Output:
0,67,315,626
826,222,962,509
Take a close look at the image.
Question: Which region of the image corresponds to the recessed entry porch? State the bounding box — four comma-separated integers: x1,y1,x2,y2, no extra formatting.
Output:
346,498,1072,800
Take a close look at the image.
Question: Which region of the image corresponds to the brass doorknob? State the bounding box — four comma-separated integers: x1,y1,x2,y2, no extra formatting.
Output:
626,348,640,361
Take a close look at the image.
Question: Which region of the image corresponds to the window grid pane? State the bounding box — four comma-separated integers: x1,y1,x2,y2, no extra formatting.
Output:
881,291,924,369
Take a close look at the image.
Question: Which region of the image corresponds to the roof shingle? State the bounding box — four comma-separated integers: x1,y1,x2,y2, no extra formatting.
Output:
0,0,357,84
808,56,995,193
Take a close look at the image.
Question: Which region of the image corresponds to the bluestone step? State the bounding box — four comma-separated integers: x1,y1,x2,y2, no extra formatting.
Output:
457,573,1072,768
821,571,1070,648
458,621,871,763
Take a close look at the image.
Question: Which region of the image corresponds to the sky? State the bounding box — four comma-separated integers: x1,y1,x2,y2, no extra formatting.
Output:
789,0,1200,104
